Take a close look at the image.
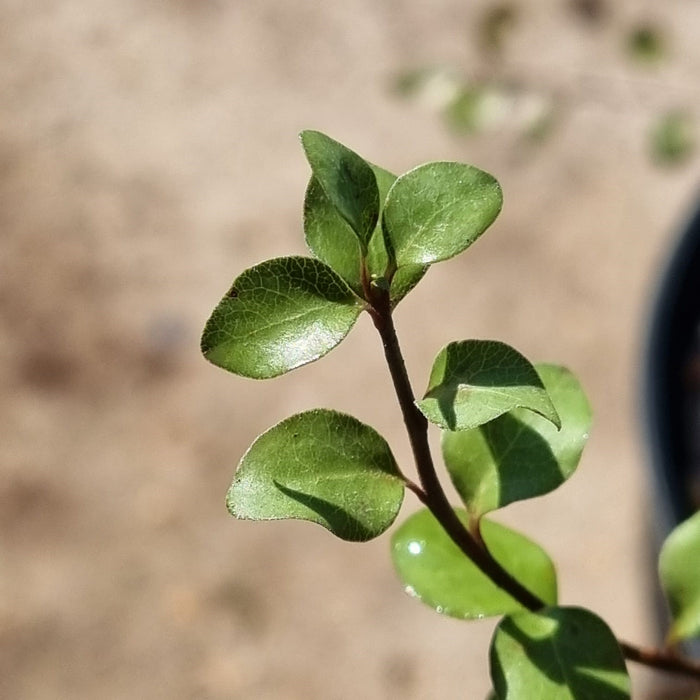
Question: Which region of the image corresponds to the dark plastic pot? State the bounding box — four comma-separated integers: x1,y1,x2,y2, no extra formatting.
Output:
644,194,700,654
645,196,700,531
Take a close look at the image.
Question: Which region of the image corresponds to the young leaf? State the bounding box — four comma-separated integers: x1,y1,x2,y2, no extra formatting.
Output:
300,130,380,251
365,164,428,303
391,508,557,619
387,262,428,305
305,162,426,304
416,340,560,431
201,257,363,379
304,162,394,297
490,607,631,699
658,510,700,642
304,175,365,297
382,161,502,267
227,410,405,542
442,364,591,518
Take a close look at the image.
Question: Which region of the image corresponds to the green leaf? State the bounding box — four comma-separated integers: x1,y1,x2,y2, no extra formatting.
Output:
382,161,502,267
304,176,364,297
227,409,405,542
490,607,630,699
650,111,695,167
442,364,591,517
658,510,700,642
300,130,380,251
366,165,428,303
201,257,363,379
626,22,666,64
391,508,557,619
304,162,426,304
417,341,560,431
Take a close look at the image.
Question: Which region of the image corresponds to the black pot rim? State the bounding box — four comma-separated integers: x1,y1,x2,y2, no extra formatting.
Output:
644,192,700,531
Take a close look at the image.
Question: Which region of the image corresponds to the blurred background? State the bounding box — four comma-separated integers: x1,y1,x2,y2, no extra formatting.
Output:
2,1,699,698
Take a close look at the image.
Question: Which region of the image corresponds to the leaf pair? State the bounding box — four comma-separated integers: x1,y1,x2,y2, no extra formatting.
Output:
303,142,426,306
391,508,557,619
409,337,590,517
433,356,591,519
391,509,630,698
202,130,502,379
302,129,502,293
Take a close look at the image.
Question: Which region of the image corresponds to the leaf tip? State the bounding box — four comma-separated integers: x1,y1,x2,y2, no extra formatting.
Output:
546,405,562,431
299,128,316,145
225,482,241,518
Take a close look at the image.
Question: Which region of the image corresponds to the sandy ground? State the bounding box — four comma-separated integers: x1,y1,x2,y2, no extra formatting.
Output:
2,1,700,698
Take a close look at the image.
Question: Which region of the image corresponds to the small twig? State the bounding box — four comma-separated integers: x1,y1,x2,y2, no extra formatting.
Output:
403,477,428,502
619,641,700,680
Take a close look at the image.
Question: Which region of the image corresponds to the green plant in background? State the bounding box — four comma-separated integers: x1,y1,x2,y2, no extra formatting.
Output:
393,8,698,171
626,22,666,65
477,2,519,56
393,66,557,144
650,110,696,167
201,131,700,697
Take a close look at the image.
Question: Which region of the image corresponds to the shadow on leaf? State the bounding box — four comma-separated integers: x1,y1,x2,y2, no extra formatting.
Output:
430,382,459,429
482,413,565,508
273,480,372,542
493,610,629,699
427,343,548,430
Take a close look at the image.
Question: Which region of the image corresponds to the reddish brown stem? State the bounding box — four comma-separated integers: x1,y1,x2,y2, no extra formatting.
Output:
619,641,700,679
369,289,544,612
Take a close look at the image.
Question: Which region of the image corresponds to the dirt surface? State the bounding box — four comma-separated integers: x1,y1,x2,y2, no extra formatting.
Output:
2,1,700,698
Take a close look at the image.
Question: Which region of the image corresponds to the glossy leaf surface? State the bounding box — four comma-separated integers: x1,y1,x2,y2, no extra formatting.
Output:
201,257,363,379
366,165,428,303
417,341,560,431
304,175,364,297
228,410,405,542
658,510,700,642
442,364,591,517
305,162,426,304
391,508,557,619
490,607,630,699
382,161,502,267
300,130,379,250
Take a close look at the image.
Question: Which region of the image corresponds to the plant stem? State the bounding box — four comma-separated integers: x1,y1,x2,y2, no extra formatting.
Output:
369,290,543,612
369,289,700,683
619,641,700,679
